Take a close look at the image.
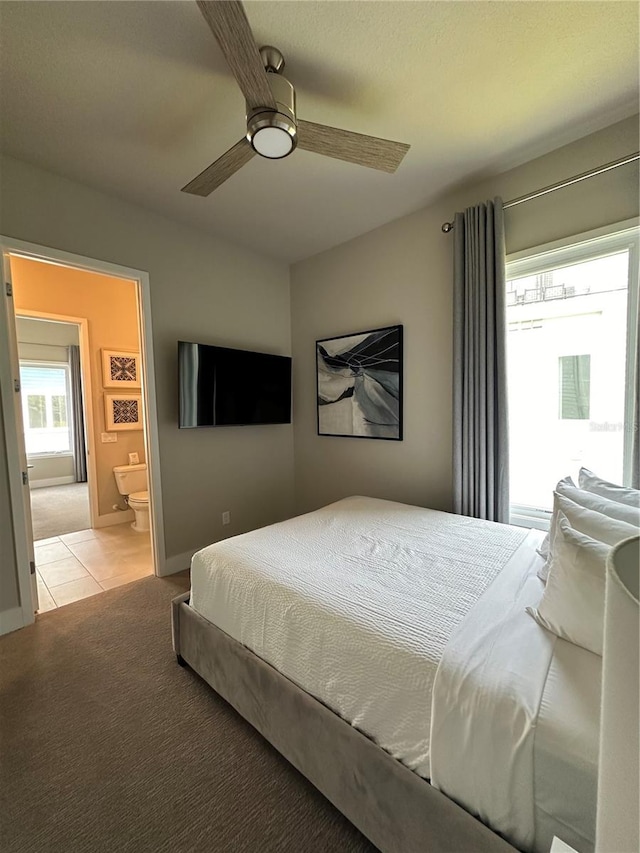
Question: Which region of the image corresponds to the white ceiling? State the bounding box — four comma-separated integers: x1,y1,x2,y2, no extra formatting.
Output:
0,1,638,262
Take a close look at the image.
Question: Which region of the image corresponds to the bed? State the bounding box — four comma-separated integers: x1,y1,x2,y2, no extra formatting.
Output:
172,496,599,853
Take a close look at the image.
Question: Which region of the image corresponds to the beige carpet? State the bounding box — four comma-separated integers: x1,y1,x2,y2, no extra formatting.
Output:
0,573,374,853
30,482,91,540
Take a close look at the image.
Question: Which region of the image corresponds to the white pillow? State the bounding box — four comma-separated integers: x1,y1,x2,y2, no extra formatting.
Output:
536,476,576,562
527,513,609,655
556,479,640,527
578,467,640,508
537,491,638,582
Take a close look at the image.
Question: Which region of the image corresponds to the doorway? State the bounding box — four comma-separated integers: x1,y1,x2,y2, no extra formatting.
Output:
17,314,91,541
0,238,166,627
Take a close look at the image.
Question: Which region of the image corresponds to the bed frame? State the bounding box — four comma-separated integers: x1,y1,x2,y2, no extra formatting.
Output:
172,592,518,853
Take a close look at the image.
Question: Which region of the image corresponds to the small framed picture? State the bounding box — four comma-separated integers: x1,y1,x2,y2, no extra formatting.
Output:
102,349,141,388
104,393,143,431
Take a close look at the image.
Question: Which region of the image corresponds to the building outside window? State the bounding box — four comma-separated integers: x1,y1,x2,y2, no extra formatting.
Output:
506,224,638,526
20,362,73,456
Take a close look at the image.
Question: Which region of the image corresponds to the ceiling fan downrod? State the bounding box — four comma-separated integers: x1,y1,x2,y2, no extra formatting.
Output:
246,46,297,159
259,45,285,74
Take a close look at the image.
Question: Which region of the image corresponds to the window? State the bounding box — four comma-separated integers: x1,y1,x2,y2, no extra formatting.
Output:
506,224,638,523
20,363,73,456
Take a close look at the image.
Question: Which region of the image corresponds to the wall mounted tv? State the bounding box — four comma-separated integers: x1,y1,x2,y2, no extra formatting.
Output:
178,341,292,428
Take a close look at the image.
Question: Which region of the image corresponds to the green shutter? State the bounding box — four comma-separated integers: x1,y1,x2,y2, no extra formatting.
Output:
559,354,590,419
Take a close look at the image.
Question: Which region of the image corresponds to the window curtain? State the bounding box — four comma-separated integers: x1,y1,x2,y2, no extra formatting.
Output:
452,198,509,522
68,345,87,483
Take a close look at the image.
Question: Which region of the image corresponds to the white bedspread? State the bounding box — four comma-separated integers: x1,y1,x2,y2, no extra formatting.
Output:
189,496,528,777
430,529,600,853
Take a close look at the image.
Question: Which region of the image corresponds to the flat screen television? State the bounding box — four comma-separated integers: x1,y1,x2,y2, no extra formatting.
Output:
178,341,292,428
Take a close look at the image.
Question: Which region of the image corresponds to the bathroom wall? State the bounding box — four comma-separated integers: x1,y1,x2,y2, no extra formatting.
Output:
11,258,145,521
16,317,78,486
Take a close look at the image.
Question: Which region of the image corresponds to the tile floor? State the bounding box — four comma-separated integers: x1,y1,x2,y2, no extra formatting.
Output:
35,522,153,612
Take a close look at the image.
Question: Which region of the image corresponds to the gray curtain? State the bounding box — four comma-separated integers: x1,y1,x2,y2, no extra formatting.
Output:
68,345,87,483
452,198,509,522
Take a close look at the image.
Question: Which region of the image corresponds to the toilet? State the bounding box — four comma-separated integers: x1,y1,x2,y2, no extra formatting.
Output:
112,463,150,532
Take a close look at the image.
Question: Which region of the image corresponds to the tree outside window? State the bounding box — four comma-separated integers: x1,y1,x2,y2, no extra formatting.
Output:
28,395,46,429
52,395,68,428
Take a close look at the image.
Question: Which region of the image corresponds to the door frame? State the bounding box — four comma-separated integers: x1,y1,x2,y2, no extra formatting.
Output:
16,310,98,530
1,236,167,627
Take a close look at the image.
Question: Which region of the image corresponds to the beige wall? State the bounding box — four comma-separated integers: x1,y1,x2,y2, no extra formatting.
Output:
12,260,144,512
0,152,294,589
26,454,74,485
291,115,639,514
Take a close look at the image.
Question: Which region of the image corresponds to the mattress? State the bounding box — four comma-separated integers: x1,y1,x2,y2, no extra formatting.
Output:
190,495,529,777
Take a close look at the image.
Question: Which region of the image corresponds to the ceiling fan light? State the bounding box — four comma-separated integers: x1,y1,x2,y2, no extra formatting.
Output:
252,126,294,159
247,107,297,160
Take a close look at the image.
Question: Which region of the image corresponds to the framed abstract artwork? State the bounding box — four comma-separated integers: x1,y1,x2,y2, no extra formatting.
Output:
104,393,143,431
102,349,141,388
316,324,403,440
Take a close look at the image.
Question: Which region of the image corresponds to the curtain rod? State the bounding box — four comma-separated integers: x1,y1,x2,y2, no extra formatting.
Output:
18,341,72,348
441,151,639,233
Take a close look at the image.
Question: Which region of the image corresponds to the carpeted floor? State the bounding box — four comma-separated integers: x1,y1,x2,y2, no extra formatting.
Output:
30,482,91,540
0,573,375,853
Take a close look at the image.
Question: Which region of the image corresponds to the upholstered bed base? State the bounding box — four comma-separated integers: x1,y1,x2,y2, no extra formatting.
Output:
172,592,518,853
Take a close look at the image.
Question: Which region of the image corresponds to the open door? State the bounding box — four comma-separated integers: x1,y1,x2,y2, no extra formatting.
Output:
1,252,38,615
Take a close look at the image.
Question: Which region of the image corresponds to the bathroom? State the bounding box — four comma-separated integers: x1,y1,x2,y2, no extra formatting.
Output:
9,255,154,611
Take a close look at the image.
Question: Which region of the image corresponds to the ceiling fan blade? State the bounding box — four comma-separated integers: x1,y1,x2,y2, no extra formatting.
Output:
196,0,276,111
297,120,410,174
181,137,255,196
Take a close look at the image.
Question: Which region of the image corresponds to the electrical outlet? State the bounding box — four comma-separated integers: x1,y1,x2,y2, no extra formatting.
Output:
101,432,117,443
222,511,230,526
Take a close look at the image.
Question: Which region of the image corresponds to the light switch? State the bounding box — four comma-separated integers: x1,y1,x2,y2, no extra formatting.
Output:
101,432,117,443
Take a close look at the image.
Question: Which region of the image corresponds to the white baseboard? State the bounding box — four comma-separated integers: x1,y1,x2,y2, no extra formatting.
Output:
0,606,25,636
29,475,76,489
95,509,135,528
161,548,197,577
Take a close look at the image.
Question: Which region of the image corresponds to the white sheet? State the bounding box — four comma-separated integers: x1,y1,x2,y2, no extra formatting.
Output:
430,530,600,853
534,639,600,853
189,496,529,777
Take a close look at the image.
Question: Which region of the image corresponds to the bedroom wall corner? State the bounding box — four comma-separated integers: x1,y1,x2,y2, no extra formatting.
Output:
291,114,639,515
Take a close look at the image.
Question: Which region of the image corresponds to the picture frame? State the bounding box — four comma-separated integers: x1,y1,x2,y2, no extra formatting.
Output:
104,393,143,431
316,324,403,440
101,349,141,388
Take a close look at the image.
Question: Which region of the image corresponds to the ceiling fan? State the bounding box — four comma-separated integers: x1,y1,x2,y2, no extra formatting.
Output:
181,0,411,196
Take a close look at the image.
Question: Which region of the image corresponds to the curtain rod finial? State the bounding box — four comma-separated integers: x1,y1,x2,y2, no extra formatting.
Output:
442,222,454,233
